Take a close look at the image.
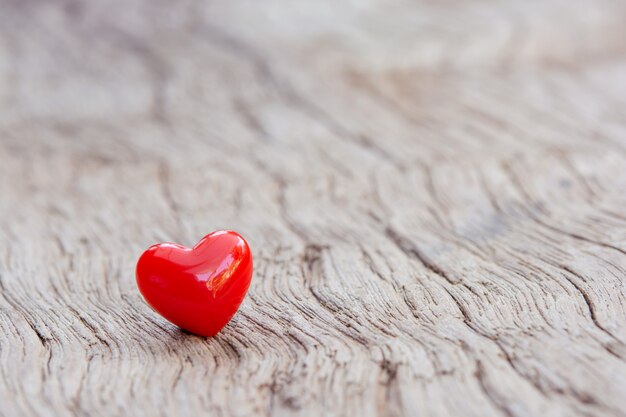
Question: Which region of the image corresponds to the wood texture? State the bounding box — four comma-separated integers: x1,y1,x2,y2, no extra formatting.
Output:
1,1,626,416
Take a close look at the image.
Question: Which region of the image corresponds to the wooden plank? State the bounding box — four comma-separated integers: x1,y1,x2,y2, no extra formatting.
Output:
1,1,625,416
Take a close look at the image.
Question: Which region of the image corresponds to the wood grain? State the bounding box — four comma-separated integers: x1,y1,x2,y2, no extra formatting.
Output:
1,0,626,416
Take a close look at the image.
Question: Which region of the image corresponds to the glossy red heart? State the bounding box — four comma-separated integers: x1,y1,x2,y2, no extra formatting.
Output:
136,230,253,337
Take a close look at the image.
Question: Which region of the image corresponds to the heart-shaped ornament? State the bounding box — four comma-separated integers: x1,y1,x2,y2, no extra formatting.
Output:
136,230,253,336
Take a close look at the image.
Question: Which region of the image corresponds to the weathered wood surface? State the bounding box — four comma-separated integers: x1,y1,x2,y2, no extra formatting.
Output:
1,1,626,416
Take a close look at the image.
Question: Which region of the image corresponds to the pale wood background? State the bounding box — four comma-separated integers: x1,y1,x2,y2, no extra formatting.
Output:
1,0,626,416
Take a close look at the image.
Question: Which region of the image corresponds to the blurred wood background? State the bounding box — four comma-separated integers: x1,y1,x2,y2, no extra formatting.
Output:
1,1,626,416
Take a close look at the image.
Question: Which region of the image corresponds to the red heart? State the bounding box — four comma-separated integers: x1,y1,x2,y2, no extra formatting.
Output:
136,230,253,337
